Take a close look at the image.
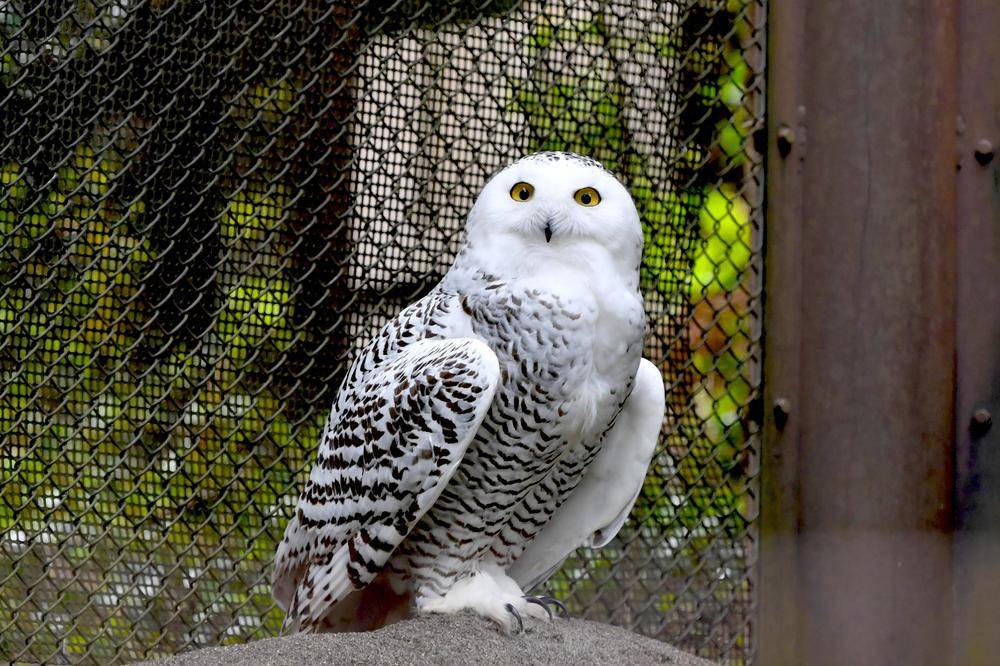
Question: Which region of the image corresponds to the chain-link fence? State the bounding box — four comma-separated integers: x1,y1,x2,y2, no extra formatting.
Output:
0,1,764,663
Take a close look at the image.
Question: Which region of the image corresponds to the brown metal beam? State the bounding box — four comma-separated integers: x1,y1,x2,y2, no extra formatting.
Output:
760,2,959,664
953,0,1000,663
757,0,806,662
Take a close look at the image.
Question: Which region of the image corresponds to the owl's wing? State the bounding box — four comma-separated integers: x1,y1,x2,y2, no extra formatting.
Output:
508,358,665,592
272,338,500,632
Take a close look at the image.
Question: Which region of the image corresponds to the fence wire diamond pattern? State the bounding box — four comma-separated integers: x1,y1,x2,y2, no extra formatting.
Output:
0,1,765,663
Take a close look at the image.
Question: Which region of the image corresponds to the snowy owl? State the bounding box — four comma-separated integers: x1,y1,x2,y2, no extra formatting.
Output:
273,151,665,634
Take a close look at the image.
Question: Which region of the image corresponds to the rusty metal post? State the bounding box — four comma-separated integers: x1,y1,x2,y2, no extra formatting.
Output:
760,1,959,664
953,1,1000,663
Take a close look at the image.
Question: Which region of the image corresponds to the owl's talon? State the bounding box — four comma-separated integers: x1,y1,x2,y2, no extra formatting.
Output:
521,594,568,619
504,602,524,633
524,596,553,620
539,595,569,619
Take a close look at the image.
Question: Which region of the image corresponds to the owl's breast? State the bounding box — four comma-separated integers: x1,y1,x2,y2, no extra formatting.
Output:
558,285,644,438
467,278,643,445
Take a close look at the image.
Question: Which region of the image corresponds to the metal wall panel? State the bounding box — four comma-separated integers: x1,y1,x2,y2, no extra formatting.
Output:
761,1,962,663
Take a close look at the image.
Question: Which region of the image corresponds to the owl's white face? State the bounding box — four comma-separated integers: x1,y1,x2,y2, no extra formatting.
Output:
461,152,643,284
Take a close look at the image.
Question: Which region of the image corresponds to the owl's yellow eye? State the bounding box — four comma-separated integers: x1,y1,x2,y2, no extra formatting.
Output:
573,187,601,207
510,182,534,202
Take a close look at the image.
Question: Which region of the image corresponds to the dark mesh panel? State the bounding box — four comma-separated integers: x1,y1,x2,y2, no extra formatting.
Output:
0,1,764,663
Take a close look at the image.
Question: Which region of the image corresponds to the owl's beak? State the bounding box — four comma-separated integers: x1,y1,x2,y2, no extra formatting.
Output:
543,220,553,243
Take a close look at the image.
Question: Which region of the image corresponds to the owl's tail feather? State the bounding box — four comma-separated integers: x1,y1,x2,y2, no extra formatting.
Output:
282,543,354,633
284,546,413,633
280,595,301,635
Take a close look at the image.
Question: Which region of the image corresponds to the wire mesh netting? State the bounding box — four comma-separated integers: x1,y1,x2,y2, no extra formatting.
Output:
0,0,765,663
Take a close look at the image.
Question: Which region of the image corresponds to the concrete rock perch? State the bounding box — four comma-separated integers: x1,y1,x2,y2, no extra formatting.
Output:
142,613,715,665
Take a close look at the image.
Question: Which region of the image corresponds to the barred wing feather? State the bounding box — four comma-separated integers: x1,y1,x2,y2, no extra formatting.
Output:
272,338,500,632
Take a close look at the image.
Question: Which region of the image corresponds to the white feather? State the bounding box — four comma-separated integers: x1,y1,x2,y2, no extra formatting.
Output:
508,358,665,591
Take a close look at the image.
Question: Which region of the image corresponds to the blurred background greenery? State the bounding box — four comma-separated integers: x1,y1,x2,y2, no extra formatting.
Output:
0,1,761,663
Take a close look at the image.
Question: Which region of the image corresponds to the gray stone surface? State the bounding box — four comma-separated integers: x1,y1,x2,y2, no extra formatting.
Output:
142,613,715,665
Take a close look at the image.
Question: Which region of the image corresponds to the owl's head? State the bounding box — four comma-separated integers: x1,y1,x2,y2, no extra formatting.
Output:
460,152,643,284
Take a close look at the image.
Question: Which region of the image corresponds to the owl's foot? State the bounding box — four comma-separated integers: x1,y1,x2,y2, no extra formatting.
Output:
524,595,568,620
417,566,549,634
504,603,524,632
